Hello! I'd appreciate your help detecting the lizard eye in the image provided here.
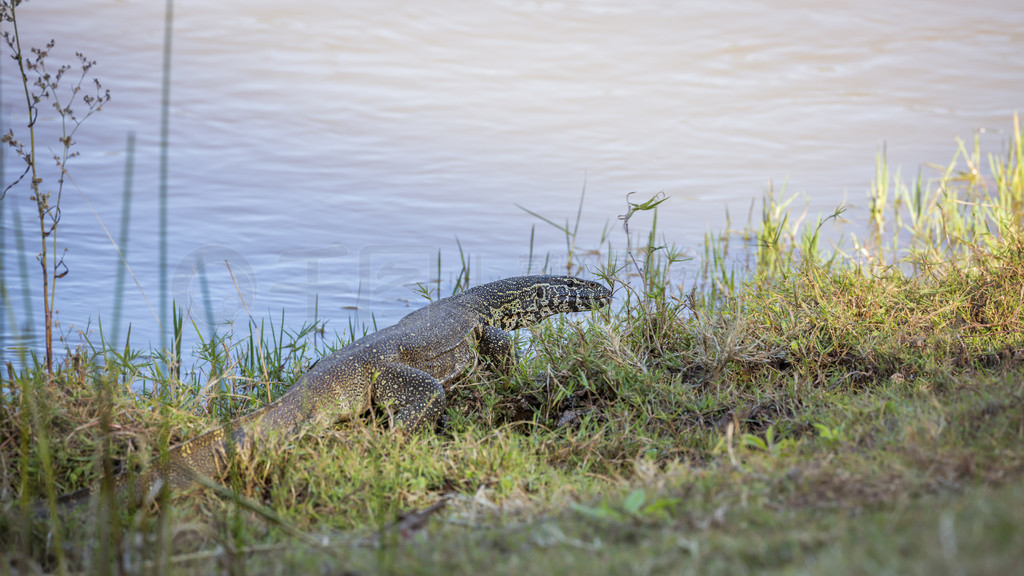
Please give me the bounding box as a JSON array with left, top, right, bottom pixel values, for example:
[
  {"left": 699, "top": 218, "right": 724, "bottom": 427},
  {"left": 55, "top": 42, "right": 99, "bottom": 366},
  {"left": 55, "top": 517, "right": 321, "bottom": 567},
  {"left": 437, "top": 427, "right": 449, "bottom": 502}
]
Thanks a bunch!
[{"left": 536, "top": 286, "right": 545, "bottom": 299}]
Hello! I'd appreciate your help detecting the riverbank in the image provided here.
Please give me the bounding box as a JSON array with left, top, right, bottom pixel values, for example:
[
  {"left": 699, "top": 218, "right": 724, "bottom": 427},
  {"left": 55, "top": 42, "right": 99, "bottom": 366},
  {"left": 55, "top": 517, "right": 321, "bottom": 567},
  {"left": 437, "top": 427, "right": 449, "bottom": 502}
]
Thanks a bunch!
[{"left": 2, "top": 118, "right": 1023, "bottom": 574}]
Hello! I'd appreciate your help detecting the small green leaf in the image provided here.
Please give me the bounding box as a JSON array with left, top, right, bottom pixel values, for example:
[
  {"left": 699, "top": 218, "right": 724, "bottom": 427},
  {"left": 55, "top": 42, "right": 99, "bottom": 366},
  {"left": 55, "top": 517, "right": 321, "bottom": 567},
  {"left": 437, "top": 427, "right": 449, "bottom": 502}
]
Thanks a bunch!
[
  {"left": 742, "top": 434, "right": 768, "bottom": 451},
  {"left": 571, "top": 502, "right": 622, "bottom": 522},
  {"left": 622, "top": 489, "right": 646, "bottom": 515},
  {"left": 641, "top": 497, "right": 681, "bottom": 518}
]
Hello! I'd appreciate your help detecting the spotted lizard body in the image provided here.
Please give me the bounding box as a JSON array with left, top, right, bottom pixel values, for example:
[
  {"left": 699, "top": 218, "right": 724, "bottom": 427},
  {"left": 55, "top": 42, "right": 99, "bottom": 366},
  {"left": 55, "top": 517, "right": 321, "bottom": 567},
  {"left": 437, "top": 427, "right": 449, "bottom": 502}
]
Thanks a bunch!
[{"left": 59, "top": 275, "right": 611, "bottom": 511}]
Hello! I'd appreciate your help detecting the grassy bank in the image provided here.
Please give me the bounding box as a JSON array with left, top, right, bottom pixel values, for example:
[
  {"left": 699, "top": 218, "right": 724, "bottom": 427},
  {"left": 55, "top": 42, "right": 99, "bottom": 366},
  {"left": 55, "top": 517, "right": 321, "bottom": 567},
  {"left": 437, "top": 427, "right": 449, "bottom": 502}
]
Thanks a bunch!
[{"left": 2, "top": 119, "right": 1024, "bottom": 575}]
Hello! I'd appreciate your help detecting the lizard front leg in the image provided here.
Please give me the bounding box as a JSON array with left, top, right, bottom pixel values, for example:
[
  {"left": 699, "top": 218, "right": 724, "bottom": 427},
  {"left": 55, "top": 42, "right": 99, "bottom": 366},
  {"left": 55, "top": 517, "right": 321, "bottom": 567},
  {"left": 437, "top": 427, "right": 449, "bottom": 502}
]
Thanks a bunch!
[
  {"left": 372, "top": 363, "right": 446, "bottom": 433},
  {"left": 476, "top": 325, "right": 517, "bottom": 373}
]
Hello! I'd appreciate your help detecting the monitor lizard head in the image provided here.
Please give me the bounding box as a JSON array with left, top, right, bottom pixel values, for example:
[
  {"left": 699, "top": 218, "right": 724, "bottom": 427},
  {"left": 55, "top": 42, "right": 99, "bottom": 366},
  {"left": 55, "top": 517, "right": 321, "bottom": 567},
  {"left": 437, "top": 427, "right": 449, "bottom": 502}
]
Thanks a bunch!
[{"left": 466, "top": 275, "right": 613, "bottom": 330}]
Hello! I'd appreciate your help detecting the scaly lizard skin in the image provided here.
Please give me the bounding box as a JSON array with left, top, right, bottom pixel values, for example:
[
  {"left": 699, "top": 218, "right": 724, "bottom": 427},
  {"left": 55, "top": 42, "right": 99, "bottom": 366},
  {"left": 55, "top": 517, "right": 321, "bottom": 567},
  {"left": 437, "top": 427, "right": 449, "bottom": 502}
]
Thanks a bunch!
[{"left": 57, "top": 275, "right": 611, "bottom": 511}]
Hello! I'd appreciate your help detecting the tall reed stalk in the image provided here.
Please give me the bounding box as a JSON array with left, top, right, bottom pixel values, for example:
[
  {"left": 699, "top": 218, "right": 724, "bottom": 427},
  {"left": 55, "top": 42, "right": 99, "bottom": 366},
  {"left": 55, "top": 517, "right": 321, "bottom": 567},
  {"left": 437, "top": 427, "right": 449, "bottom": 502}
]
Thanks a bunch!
[
  {"left": 11, "top": 204, "right": 34, "bottom": 336},
  {"left": 159, "top": 0, "right": 175, "bottom": 352},
  {"left": 111, "top": 132, "right": 136, "bottom": 347}
]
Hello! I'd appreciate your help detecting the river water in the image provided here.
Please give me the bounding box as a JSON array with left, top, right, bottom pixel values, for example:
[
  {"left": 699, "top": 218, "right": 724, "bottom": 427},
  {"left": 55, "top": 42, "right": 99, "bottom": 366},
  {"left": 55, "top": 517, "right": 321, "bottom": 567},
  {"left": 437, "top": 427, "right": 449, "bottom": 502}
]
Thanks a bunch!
[{"left": 1, "top": 0, "right": 1022, "bottom": 360}]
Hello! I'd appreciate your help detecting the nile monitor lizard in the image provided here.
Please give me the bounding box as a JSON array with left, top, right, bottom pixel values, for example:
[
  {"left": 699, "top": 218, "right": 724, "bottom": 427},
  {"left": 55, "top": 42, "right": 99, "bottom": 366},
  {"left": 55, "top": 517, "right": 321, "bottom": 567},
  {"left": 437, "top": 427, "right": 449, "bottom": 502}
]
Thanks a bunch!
[{"left": 57, "top": 275, "right": 611, "bottom": 511}]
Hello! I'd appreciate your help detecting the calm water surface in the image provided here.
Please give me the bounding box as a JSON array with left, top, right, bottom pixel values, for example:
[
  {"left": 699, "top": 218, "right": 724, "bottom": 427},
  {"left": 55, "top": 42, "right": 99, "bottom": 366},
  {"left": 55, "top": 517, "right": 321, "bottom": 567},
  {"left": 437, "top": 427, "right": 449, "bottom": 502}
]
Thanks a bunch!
[{"left": 1, "top": 0, "right": 1022, "bottom": 359}]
